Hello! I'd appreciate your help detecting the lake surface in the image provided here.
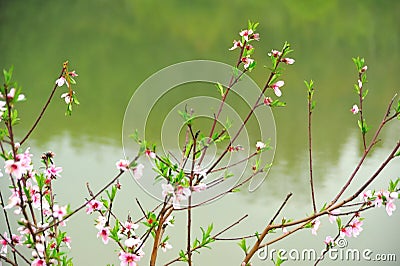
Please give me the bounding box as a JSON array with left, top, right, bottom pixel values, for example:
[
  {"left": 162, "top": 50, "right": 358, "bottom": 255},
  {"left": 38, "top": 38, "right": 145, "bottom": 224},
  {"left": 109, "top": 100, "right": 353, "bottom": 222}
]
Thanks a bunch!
[{"left": 0, "top": 1, "right": 399, "bottom": 265}]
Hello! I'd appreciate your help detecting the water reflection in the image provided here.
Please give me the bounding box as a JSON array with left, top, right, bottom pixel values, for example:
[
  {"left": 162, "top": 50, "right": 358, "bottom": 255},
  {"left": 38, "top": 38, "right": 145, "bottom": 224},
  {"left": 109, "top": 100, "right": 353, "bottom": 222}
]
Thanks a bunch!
[{"left": 0, "top": 0, "right": 399, "bottom": 265}]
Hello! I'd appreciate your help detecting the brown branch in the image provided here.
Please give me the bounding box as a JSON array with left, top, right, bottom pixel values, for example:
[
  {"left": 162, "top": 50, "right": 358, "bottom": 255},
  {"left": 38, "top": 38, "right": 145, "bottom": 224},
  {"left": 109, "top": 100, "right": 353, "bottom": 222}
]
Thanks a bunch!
[
  {"left": 20, "top": 63, "right": 67, "bottom": 145},
  {"left": 242, "top": 193, "right": 293, "bottom": 263},
  {"left": 330, "top": 95, "right": 399, "bottom": 206}
]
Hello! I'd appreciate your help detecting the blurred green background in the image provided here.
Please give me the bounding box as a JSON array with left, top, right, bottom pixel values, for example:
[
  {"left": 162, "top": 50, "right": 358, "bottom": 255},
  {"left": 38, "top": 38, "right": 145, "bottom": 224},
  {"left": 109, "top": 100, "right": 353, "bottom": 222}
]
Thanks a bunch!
[{"left": 0, "top": 0, "right": 399, "bottom": 265}]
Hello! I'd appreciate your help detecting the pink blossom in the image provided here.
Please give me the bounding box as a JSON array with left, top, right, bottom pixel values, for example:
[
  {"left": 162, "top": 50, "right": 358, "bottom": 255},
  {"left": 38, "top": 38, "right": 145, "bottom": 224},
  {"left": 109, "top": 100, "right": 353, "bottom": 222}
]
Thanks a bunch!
[
  {"left": 133, "top": 164, "right": 144, "bottom": 179},
  {"left": 340, "top": 226, "right": 352, "bottom": 238},
  {"left": 229, "top": 40, "right": 243, "bottom": 51},
  {"left": 4, "top": 160, "right": 24, "bottom": 179},
  {"left": 350, "top": 104, "right": 359, "bottom": 114},
  {"left": 358, "top": 79, "right": 363, "bottom": 89},
  {"left": 61, "top": 92, "right": 72, "bottom": 104},
  {"left": 97, "top": 227, "right": 110, "bottom": 244},
  {"left": 251, "top": 33, "right": 260, "bottom": 41},
  {"left": 311, "top": 218, "right": 320, "bottom": 235},
  {"left": 55, "top": 77, "right": 67, "bottom": 87},
  {"left": 160, "top": 241, "right": 172, "bottom": 252},
  {"left": 324, "top": 236, "right": 335, "bottom": 246},
  {"left": 124, "top": 221, "right": 139, "bottom": 232},
  {"left": 1, "top": 232, "right": 9, "bottom": 254},
  {"left": 349, "top": 218, "right": 363, "bottom": 237},
  {"left": 11, "top": 234, "right": 22, "bottom": 246},
  {"left": 241, "top": 56, "right": 254, "bottom": 69},
  {"left": 145, "top": 149, "right": 156, "bottom": 159},
  {"left": 31, "top": 258, "right": 46, "bottom": 266},
  {"left": 270, "top": 81, "right": 284, "bottom": 97},
  {"left": 388, "top": 191, "right": 398, "bottom": 200},
  {"left": 32, "top": 242, "right": 45, "bottom": 258},
  {"left": 45, "top": 165, "right": 62, "bottom": 179},
  {"left": 281, "top": 58, "right": 295, "bottom": 65},
  {"left": 268, "top": 50, "right": 282, "bottom": 57},
  {"left": 69, "top": 70, "right": 78, "bottom": 77},
  {"left": 119, "top": 251, "right": 140, "bottom": 266},
  {"left": 245, "top": 44, "right": 253, "bottom": 51},
  {"left": 63, "top": 236, "right": 72, "bottom": 249},
  {"left": 385, "top": 200, "right": 396, "bottom": 216},
  {"left": 228, "top": 145, "right": 244, "bottom": 152},
  {"left": 52, "top": 204, "right": 67, "bottom": 220},
  {"left": 264, "top": 97, "right": 273, "bottom": 106},
  {"left": 95, "top": 216, "right": 107, "bottom": 230},
  {"left": 4, "top": 189, "right": 21, "bottom": 209},
  {"left": 86, "top": 200, "right": 103, "bottom": 214},
  {"left": 172, "top": 185, "right": 191, "bottom": 209},
  {"left": 6, "top": 88, "right": 25, "bottom": 101},
  {"left": 361, "top": 66, "right": 368, "bottom": 73},
  {"left": 373, "top": 191, "right": 383, "bottom": 207},
  {"left": 161, "top": 183, "right": 174, "bottom": 198},
  {"left": 360, "top": 190, "right": 372, "bottom": 202},
  {"left": 328, "top": 209, "right": 340, "bottom": 224},
  {"left": 116, "top": 159, "right": 130, "bottom": 171},
  {"left": 256, "top": 141, "right": 266, "bottom": 150},
  {"left": 125, "top": 238, "right": 142, "bottom": 249},
  {"left": 192, "top": 183, "right": 207, "bottom": 192},
  {"left": 16, "top": 148, "right": 33, "bottom": 172},
  {"left": 239, "top": 29, "right": 253, "bottom": 41},
  {"left": 193, "top": 165, "right": 207, "bottom": 180}
]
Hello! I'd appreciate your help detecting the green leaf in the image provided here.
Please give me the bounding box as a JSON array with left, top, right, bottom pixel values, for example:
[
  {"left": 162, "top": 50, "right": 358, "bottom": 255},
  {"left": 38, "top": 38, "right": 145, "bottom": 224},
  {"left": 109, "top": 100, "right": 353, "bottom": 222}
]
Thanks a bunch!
[
  {"left": 270, "top": 99, "right": 286, "bottom": 107},
  {"left": 388, "top": 178, "right": 400, "bottom": 192},
  {"left": 179, "top": 250, "right": 188, "bottom": 262},
  {"left": 216, "top": 82, "right": 224, "bottom": 97},
  {"left": 238, "top": 238, "right": 249, "bottom": 254},
  {"left": 336, "top": 217, "right": 342, "bottom": 230},
  {"left": 362, "top": 89, "right": 368, "bottom": 99},
  {"left": 273, "top": 250, "right": 288, "bottom": 266},
  {"left": 178, "top": 109, "right": 193, "bottom": 125},
  {"left": 357, "top": 119, "right": 370, "bottom": 134},
  {"left": 109, "top": 220, "right": 121, "bottom": 242},
  {"left": 311, "top": 100, "right": 316, "bottom": 110},
  {"left": 303, "top": 221, "right": 312, "bottom": 229},
  {"left": 304, "top": 80, "right": 314, "bottom": 92},
  {"left": 129, "top": 130, "right": 140, "bottom": 143},
  {"left": 224, "top": 171, "right": 234, "bottom": 179},
  {"left": 225, "top": 116, "right": 232, "bottom": 129},
  {"left": 247, "top": 60, "right": 256, "bottom": 72},
  {"left": 3, "top": 66, "right": 14, "bottom": 85}
]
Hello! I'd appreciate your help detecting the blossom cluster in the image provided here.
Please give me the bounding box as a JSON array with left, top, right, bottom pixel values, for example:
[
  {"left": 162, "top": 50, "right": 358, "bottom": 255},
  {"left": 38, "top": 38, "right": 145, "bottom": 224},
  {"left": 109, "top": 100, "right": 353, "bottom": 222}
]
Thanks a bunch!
[
  {"left": 360, "top": 189, "right": 398, "bottom": 216},
  {"left": 1, "top": 148, "right": 72, "bottom": 265},
  {"left": 229, "top": 22, "right": 260, "bottom": 71},
  {"left": 86, "top": 196, "right": 145, "bottom": 265},
  {"left": 55, "top": 64, "right": 79, "bottom": 115},
  {"left": 161, "top": 165, "right": 207, "bottom": 209},
  {"left": 0, "top": 87, "right": 25, "bottom": 120}
]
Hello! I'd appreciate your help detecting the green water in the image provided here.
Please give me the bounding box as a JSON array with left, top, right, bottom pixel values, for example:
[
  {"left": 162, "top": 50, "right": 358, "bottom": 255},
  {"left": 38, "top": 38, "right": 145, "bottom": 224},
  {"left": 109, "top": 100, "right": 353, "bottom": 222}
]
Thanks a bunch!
[{"left": 0, "top": 0, "right": 399, "bottom": 265}]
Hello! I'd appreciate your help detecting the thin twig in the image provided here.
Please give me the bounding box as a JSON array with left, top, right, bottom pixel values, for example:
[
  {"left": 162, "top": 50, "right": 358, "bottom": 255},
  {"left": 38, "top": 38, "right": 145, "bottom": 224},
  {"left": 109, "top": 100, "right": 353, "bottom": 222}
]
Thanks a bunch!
[
  {"left": 242, "top": 192, "right": 293, "bottom": 263},
  {"left": 20, "top": 64, "right": 66, "bottom": 145},
  {"left": 307, "top": 83, "right": 317, "bottom": 213},
  {"left": 330, "top": 95, "right": 399, "bottom": 206}
]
